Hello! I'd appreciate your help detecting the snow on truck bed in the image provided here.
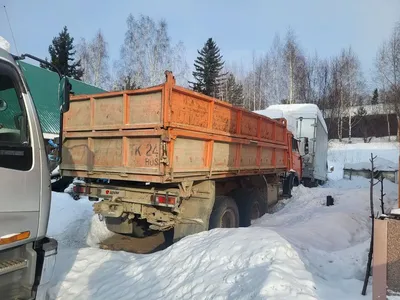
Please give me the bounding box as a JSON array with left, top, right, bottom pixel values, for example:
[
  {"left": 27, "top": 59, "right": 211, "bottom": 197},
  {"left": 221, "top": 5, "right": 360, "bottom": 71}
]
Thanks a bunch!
[{"left": 45, "top": 139, "right": 399, "bottom": 300}]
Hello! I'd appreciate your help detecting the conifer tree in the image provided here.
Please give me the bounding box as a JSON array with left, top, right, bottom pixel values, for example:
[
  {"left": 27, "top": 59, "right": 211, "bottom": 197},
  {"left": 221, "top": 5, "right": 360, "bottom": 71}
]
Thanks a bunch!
[
  {"left": 223, "top": 73, "right": 244, "bottom": 106},
  {"left": 371, "top": 88, "right": 379, "bottom": 105},
  {"left": 189, "top": 38, "right": 226, "bottom": 97},
  {"left": 41, "top": 26, "right": 83, "bottom": 80}
]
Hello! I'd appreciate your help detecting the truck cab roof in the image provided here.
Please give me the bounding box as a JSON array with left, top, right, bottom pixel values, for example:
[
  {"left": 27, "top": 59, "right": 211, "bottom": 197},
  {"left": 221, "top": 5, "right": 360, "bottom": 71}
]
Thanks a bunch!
[
  {"left": 0, "top": 47, "right": 15, "bottom": 65},
  {"left": 260, "top": 104, "right": 328, "bottom": 134}
]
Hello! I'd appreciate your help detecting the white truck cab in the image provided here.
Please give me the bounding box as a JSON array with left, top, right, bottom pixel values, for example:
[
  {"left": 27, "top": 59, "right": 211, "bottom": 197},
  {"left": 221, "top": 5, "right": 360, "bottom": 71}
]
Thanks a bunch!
[
  {"left": 255, "top": 104, "right": 331, "bottom": 187},
  {"left": 0, "top": 39, "right": 70, "bottom": 299}
]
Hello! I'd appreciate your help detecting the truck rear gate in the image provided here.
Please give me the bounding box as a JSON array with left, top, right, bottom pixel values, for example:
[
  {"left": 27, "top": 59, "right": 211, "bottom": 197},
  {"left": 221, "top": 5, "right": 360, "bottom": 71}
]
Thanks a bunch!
[{"left": 61, "top": 72, "right": 290, "bottom": 182}]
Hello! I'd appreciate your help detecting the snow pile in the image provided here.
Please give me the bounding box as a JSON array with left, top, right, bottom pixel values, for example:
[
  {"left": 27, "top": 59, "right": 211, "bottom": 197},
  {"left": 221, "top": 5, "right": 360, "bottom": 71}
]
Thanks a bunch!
[
  {"left": 344, "top": 157, "right": 398, "bottom": 172},
  {"left": 47, "top": 193, "right": 113, "bottom": 248},
  {"left": 49, "top": 229, "right": 319, "bottom": 300},
  {"left": 328, "top": 139, "right": 399, "bottom": 180},
  {"left": 46, "top": 175, "right": 398, "bottom": 300}
]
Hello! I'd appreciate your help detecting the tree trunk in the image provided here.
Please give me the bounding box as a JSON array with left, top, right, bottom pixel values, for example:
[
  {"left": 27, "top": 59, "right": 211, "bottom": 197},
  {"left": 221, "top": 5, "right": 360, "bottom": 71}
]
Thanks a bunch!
[
  {"left": 397, "top": 115, "right": 400, "bottom": 142},
  {"left": 337, "top": 110, "right": 341, "bottom": 142},
  {"left": 253, "top": 72, "right": 256, "bottom": 111},
  {"left": 387, "top": 113, "right": 391, "bottom": 141},
  {"left": 289, "top": 55, "right": 294, "bottom": 104},
  {"left": 338, "top": 86, "right": 343, "bottom": 141},
  {"left": 348, "top": 107, "right": 352, "bottom": 143}
]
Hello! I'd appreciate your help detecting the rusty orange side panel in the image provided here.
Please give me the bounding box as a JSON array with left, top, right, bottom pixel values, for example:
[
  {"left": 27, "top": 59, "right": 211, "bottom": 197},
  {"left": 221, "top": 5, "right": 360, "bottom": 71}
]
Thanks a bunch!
[
  {"left": 62, "top": 128, "right": 288, "bottom": 183},
  {"left": 62, "top": 130, "right": 165, "bottom": 176},
  {"left": 61, "top": 71, "right": 291, "bottom": 183},
  {"left": 63, "top": 87, "right": 164, "bottom": 132},
  {"left": 167, "top": 86, "right": 287, "bottom": 145}
]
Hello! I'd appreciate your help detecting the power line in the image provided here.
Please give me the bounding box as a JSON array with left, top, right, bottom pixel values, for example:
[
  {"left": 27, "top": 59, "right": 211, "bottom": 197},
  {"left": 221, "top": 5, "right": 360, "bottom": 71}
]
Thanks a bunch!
[{"left": 3, "top": 5, "right": 19, "bottom": 55}]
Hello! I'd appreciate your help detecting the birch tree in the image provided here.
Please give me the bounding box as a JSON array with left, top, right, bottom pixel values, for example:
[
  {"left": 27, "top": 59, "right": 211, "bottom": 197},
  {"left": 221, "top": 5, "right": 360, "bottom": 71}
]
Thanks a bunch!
[
  {"left": 76, "top": 30, "right": 110, "bottom": 89},
  {"left": 375, "top": 21, "right": 400, "bottom": 141},
  {"left": 265, "top": 33, "right": 287, "bottom": 104},
  {"left": 283, "top": 29, "right": 305, "bottom": 104},
  {"left": 314, "top": 57, "right": 331, "bottom": 113},
  {"left": 116, "top": 14, "right": 189, "bottom": 89}
]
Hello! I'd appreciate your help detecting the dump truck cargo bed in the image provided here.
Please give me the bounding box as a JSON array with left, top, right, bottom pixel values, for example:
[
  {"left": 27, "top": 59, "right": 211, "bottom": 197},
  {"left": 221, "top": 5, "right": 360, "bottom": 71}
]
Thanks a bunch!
[{"left": 61, "top": 72, "right": 290, "bottom": 183}]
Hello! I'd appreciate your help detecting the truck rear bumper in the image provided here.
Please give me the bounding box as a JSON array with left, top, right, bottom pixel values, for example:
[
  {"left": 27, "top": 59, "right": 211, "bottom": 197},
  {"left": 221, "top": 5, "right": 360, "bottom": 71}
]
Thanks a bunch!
[{"left": 74, "top": 182, "right": 181, "bottom": 231}]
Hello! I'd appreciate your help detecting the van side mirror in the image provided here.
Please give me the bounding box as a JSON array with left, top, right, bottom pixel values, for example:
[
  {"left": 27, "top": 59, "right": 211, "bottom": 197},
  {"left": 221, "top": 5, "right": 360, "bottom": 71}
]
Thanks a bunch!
[
  {"left": 59, "top": 77, "right": 71, "bottom": 113},
  {"left": 329, "top": 166, "right": 334, "bottom": 172}
]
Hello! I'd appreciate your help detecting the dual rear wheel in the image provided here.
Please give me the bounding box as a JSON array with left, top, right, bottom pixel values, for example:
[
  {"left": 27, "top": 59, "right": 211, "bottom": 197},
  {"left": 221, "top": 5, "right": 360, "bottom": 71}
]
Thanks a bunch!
[{"left": 208, "top": 189, "right": 267, "bottom": 230}]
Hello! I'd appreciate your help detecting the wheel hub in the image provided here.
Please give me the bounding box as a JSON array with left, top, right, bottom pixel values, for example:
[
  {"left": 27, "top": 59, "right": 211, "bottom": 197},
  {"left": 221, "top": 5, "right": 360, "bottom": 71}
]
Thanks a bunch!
[{"left": 220, "top": 208, "right": 236, "bottom": 228}]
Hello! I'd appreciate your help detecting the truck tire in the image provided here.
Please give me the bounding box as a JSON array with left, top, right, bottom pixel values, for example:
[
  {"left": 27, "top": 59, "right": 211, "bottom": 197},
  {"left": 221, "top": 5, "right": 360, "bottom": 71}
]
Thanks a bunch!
[
  {"left": 293, "top": 176, "right": 300, "bottom": 187},
  {"left": 283, "top": 174, "right": 294, "bottom": 197},
  {"left": 209, "top": 196, "right": 239, "bottom": 229},
  {"left": 234, "top": 188, "right": 267, "bottom": 227}
]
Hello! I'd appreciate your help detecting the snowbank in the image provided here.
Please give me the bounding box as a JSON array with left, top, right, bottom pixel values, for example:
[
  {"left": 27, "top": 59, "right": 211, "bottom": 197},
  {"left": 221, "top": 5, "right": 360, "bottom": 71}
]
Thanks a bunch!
[
  {"left": 328, "top": 139, "right": 399, "bottom": 180},
  {"left": 47, "top": 193, "right": 113, "bottom": 248},
  {"left": 44, "top": 138, "right": 400, "bottom": 300},
  {"left": 46, "top": 176, "right": 398, "bottom": 300}
]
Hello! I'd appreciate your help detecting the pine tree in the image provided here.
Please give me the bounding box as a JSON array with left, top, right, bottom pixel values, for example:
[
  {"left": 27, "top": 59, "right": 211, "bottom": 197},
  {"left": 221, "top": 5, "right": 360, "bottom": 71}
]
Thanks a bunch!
[
  {"left": 41, "top": 26, "right": 84, "bottom": 80},
  {"left": 371, "top": 88, "right": 379, "bottom": 105},
  {"left": 223, "top": 73, "right": 244, "bottom": 106},
  {"left": 189, "top": 38, "right": 226, "bottom": 97}
]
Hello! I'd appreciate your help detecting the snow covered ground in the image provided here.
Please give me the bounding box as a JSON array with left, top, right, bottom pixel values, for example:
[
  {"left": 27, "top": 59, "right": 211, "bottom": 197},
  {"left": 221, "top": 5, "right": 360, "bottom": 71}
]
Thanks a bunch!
[
  {"left": 45, "top": 139, "right": 399, "bottom": 300},
  {"left": 328, "top": 138, "right": 399, "bottom": 180}
]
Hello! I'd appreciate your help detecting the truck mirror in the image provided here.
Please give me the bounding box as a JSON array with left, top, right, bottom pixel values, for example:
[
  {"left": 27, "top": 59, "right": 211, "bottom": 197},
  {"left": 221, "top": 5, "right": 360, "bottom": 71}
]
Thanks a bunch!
[
  {"left": 329, "top": 166, "right": 334, "bottom": 172},
  {"left": 59, "top": 77, "right": 71, "bottom": 113}
]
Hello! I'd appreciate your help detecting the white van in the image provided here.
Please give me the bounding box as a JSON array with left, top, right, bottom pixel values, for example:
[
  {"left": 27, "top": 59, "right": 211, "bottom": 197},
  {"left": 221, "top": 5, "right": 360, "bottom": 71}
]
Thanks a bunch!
[
  {"left": 0, "top": 38, "right": 70, "bottom": 299},
  {"left": 255, "top": 104, "right": 329, "bottom": 186}
]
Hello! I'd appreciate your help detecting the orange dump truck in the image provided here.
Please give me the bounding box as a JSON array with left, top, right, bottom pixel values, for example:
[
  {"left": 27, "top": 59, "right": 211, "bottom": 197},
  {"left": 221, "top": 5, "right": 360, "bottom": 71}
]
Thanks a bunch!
[{"left": 60, "top": 71, "right": 303, "bottom": 242}]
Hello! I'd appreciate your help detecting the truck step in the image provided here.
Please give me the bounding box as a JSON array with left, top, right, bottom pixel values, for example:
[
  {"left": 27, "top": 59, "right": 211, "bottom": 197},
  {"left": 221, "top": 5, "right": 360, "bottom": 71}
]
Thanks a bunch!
[{"left": 0, "top": 258, "right": 27, "bottom": 276}]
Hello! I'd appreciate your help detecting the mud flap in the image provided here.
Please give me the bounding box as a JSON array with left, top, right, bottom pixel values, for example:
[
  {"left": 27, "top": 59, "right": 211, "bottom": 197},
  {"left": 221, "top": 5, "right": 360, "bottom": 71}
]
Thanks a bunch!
[
  {"left": 173, "top": 180, "right": 215, "bottom": 242},
  {"left": 32, "top": 237, "right": 58, "bottom": 300}
]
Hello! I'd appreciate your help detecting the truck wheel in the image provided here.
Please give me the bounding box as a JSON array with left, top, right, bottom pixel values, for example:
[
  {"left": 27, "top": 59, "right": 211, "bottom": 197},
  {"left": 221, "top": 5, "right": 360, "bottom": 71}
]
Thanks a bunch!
[
  {"left": 283, "top": 174, "right": 294, "bottom": 197},
  {"left": 234, "top": 188, "right": 267, "bottom": 227},
  {"left": 209, "top": 196, "right": 239, "bottom": 229}
]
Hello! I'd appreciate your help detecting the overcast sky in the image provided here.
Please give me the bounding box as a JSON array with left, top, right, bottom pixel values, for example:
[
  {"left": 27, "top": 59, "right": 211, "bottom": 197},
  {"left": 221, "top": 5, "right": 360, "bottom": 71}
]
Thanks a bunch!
[{"left": 1, "top": 0, "right": 399, "bottom": 86}]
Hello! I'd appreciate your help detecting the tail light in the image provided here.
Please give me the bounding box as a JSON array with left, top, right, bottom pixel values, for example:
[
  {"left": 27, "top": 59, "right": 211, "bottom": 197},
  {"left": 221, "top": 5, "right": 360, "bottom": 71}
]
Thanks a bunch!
[
  {"left": 73, "top": 185, "right": 88, "bottom": 194},
  {"left": 153, "top": 194, "right": 177, "bottom": 207}
]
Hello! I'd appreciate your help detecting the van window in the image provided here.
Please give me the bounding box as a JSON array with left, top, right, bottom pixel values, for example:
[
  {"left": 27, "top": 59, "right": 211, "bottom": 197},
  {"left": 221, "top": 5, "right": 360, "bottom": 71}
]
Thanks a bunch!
[{"left": 0, "top": 59, "right": 32, "bottom": 171}]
